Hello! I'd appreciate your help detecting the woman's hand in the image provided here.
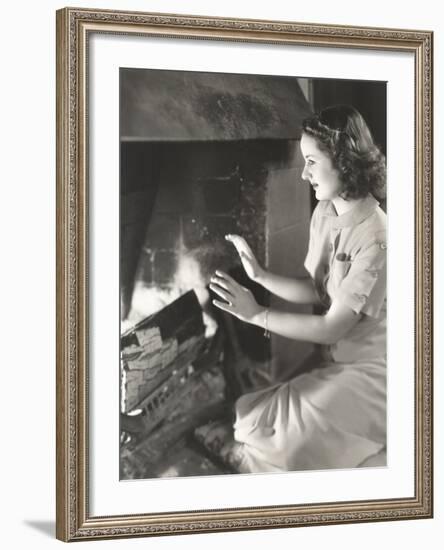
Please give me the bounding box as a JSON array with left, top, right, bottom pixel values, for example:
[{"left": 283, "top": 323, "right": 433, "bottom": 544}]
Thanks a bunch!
[
  {"left": 210, "top": 270, "right": 264, "bottom": 324},
  {"left": 225, "top": 234, "right": 265, "bottom": 283}
]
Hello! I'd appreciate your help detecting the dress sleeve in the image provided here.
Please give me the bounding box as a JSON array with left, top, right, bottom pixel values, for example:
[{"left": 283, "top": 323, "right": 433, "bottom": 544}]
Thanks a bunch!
[{"left": 336, "top": 237, "right": 387, "bottom": 318}]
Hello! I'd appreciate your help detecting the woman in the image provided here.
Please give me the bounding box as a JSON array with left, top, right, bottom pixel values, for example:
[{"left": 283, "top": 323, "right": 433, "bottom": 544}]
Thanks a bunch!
[{"left": 208, "top": 105, "right": 387, "bottom": 473}]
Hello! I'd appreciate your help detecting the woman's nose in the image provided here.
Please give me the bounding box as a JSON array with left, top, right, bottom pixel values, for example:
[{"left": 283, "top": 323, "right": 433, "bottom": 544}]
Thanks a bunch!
[{"left": 301, "top": 164, "right": 310, "bottom": 181}]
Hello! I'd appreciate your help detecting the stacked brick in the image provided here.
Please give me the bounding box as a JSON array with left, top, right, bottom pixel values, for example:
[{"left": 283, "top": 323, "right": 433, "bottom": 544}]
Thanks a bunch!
[{"left": 121, "top": 290, "right": 206, "bottom": 413}]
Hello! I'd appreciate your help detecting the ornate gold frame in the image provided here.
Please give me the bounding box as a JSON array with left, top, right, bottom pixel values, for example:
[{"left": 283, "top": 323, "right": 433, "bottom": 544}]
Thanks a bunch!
[{"left": 56, "top": 7, "right": 433, "bottom": 542}]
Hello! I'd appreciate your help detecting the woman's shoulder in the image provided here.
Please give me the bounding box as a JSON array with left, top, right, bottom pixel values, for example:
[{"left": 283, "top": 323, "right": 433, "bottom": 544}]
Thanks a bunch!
[
  {"left": 366, "top": 206, "right": 386, "bottom": 238},
  {"left": 347, "top": 205, "right": 386, "bottom": 255}
]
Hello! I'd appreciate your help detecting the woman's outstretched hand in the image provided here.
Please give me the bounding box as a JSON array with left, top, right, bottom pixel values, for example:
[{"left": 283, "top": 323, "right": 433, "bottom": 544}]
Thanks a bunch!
[
  {"left": 210, "top": 270, "right": 264, "bottom": 324},
  {"left": 225, "top": 234, "right": 264, "bottom": 282}
]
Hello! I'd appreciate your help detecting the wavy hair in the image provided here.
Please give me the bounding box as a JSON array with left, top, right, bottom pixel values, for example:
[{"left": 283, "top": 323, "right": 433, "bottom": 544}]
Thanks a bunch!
[{"left": 302, "top": 105, "right": 386, "bottom": 201}]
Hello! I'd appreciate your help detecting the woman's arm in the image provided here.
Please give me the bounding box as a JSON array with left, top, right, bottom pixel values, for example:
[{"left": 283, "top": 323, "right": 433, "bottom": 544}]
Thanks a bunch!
[
  {"left": 210, "top": 271, "right": 360, "bottom": 345},
  {"left": 225, "top": 234, "right": 320, "bottom": 305},
  {"left": 256, "top": 271, "right": 321, "bottom": 305},
  {"left": 258, "top": 299, "right": 360, "bottom": 345}
]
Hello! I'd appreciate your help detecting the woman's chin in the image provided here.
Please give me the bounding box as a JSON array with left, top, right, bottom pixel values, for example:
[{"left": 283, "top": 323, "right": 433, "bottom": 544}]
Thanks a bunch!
[{"left": 314, "top": 189, "right": 332, "bottom": 201}]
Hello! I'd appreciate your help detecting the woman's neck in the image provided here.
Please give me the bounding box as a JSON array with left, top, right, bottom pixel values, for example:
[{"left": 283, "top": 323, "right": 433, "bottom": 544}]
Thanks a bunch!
[{"left": 331, "top": 195, "right": 364, "bottom": 216}]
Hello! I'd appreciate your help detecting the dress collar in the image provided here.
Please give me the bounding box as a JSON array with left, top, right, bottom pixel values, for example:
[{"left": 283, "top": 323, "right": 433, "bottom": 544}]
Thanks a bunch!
[{"left": 322, "top": 194, "right": 380, "bottom": 229}]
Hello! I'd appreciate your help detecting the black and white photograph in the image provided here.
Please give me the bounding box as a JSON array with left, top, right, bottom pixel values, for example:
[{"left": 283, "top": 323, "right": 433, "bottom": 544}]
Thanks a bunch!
[
  {"left": 119, "top": 68, "right": 388, "bottom": 481},
  {"left": 52, "top": 5, "right": 433, "bottom": 543}
]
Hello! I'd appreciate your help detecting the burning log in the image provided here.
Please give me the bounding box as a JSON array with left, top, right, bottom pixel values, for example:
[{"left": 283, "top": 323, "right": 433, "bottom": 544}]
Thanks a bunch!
[{"left": 121, "top": 290, "right": 207, "bottom": 414}]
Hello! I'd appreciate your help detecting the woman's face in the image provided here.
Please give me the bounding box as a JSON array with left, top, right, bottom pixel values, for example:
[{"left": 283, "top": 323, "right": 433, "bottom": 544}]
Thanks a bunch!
[{"left": 300, "top": 133, "right": 342, "bottom": 201}]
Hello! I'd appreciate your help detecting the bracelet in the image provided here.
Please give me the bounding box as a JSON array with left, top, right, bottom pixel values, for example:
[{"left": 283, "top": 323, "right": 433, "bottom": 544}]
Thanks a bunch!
[{"left": 263, "top": 308, "right": 271, "bottom": 339}]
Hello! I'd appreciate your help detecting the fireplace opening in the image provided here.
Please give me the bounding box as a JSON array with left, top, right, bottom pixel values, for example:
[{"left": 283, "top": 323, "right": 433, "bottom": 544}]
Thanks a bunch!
[{"left": 121, "top": 137, "right": 314, "bottom": 378}]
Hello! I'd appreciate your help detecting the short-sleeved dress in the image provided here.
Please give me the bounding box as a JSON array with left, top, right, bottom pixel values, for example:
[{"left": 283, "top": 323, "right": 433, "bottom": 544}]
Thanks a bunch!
[{"left": 232, "top": 194, "right": 387, "bottom": 473}]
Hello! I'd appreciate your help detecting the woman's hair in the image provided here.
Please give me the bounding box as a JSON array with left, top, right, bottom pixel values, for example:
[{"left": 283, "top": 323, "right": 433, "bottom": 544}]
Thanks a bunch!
[{"left": 302, "top": 105, "right": 386, "bottom": 200}]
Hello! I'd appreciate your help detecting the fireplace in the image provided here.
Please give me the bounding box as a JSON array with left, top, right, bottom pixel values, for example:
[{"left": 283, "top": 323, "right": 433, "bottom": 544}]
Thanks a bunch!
[{"left": 121, "top": 68, "right": 314, "bottom": 390}]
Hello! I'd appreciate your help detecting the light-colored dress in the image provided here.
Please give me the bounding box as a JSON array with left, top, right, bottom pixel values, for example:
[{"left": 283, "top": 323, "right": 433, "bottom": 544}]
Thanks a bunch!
[{"left": 233, "top": 194, "right": 387, "bottom": 473}]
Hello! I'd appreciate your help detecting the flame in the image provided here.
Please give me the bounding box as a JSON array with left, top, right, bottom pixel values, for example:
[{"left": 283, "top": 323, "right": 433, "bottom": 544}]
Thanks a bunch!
[{"left": 121, "top": 252, "right": 216, "bottom": 337}]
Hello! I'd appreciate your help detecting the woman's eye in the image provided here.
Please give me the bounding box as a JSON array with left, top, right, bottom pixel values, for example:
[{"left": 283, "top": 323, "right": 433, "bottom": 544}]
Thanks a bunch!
[{"left": 306, "top": 159, "right": 314, "bottom": 166}]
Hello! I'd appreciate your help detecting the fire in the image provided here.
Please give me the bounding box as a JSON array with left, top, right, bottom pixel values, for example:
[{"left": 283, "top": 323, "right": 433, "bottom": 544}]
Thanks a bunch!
[{"left": 121, "top": 251, "right": 217, "bottom": 338}]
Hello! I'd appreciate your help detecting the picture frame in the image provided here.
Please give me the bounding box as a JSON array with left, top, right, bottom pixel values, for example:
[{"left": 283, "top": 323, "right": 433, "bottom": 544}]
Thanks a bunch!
[{"left": 56, "top": 6, "right": 433, "bottom": 542}]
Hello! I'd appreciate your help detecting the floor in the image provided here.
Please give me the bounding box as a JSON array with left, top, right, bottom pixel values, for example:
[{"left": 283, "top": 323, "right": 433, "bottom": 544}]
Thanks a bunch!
[{"left": 120, "top": 366, "right": 232, "bottom": 479}]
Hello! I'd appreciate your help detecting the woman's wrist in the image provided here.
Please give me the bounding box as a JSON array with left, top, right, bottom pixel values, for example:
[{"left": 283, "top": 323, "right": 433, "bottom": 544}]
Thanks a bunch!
[{"left": 251, "top": 306, "right": 269, "bottom": 332}]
